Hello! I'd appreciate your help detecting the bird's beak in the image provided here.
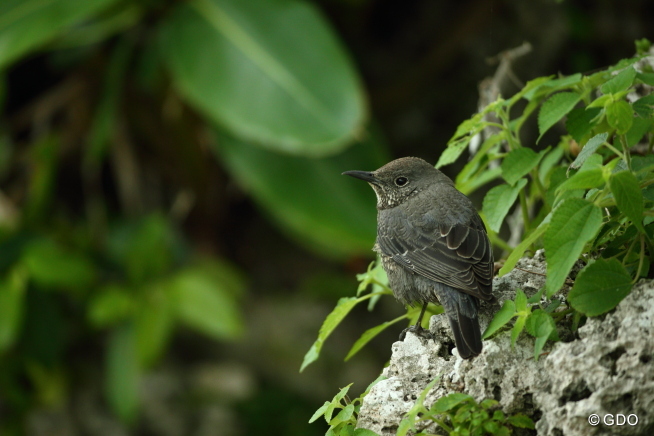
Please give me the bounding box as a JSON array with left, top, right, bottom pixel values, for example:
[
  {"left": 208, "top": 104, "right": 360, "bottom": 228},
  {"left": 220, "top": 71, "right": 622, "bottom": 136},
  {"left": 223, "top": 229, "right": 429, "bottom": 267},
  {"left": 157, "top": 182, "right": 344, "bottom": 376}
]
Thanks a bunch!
[{"left": 342, "top": 170, "right": 380, "bottom": 185}]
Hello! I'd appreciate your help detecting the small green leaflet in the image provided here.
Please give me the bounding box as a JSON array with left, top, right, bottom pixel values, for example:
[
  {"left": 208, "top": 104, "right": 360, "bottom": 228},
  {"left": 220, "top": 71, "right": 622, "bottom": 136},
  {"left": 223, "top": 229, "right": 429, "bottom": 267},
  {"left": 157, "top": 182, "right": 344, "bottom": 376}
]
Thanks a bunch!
[
  {"left": 568, "top": 132, "right": 608, "bottom": 172},
  {"left": 300, "top": 297, "right": 358, "bottom": 372},
  {"left": 482, "top": 178, "right": 528, "bottom": 233},
  {"left": 606, "top": 100, "right": 633, "bottom": 135}
]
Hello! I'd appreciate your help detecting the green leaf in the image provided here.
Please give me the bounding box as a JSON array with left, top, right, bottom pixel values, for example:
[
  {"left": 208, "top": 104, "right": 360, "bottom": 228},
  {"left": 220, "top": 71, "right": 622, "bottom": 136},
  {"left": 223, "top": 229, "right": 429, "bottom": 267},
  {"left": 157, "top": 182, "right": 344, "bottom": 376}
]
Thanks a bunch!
[
  {"left": 23, "top": 239, "right": 97, "bottom": 291},
  {"left": 330, "top": 404, "right": 355, "bottom": 426},
  {"left": 309, "top": 401, "right": 330, "bottom": 423},
  {"left": 0, "top": 0, "right": 120, "bottom": 69},
  {"left": 430, "top": 393, "right": 473, "bottom": 413},
  {"left": 170, "top": 265, "right": 245, "bottom": 341},
  {"left": 501, "top": 148, "right": 548, "bottom": 186},
  {"left": 344, "top": 315, "right": 407, "bottom": 361},
  {"left": 159, "top": 0, "right": 366, "bottom": 155},
  {"left": 107, "top": 215, "right": 176, "bottom": 285},
  {"left": 0, "top": 267, "right": 28, "bottom": 352},
  {"left": 105, "top": 324, "right": 140, "bottom": 424},
  {"left": 450, "top": 112, "right": 485, "bottom": 141},
  {"left": 507, "top": 414, "right": 535, "bottom": 429},
  {"left": 601, "top": 67, "right": 637, "bottom": 94},
  {"left": 87, "top": 285, "right": 136, "bottom": 328},
  {"left": 625, "top": 117, "right": 652, "bottom": 147},
  {"left": 514, "top": 289, "right": 528, "bottom": 312},
  {"left": 569, "top": 133, "right": 608, "bottom": 171},
  {"left": 555, "top": 168, "right": 605, "bottom": 195},
  {"left": 456, "top": 132, "right": 506, "bottom": 186},
  {"left": 539, "top": 145, "right": 564, "bottom": 186},
  {"left": 525, "top": 309, "right": 556, "bottom": 359},
  {"left": 436, "top": 136, "right": 472, "bottom": 169},
  {"left": 482, "top": 299, "right": 516, "bottom": 339},
  {"left": 135, "top": 285, "right": 174, "bottom": 368},
  {"left": 301, "top": 297, "right": 359, "bottom": 372},
  {"left": 538, "top": 92, "right": 581, "bottom": 140},
  {"left": 632, "top": 155, "right": 654, "bottom": 174},
  {"left": 610, "top": 171, "right": 645, "bottom": 233},
  {"left": 587, "top": 93, "right": 612, "bottom": 109},
  {"left": 606, "top": 100, "right": 633, "bottom": 135},
  {"left": 637, "top": 72, "right": 654, "bottom": 86},
  {"left": 565, "top": 107, "right": 601, "bottom": 143},
  {"left": 324, "top": 384, "right": 352, "bottom": 423},
  {"left": 522, "top": 74, "right": 582, "bottom": 101},
  {"left": 214, "top": 128, "right": 387, "bottom": 258},
  {"left": 458, "top": 167, "right": 502, "bottom": 196},
  {"left": 544, "top": 199, "right": 603, "bottom": 296},
  {"left": 482, "top": 179, "right": 528, "bottom": 233},
  {"left": 568, "top": 258, "right": 632, "bottom": 316},
  {"left": 633, "top": 95, "right": 654, "bottom": 118},
  {"left": 511, "top": 315, "right": 527, "bottom": 348},
  {"left": 499, "top": 220, "right": 549, "bottom": 276}
]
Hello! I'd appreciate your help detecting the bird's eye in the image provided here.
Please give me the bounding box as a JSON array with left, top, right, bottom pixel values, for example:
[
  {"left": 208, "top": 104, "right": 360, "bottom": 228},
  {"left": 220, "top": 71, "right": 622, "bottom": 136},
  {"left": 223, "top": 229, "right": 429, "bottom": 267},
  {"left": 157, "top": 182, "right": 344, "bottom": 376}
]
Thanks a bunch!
[{"left": 394, "top": 177, "right": 409, "bottom": 187}]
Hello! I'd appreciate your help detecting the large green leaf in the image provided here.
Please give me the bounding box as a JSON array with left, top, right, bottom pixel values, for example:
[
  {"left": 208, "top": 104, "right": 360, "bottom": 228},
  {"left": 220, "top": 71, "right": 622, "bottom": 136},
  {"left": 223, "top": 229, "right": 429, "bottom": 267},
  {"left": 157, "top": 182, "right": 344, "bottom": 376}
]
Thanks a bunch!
[
  {"left": 0, "top": 0, "right": 120, "bottom": 69},
  {"left": 158, "top": 0, "right": 366, "bottom": 155},
  {"left": 568, "top": 258, "right": 632, "bottom": 316},
  {"left": 214, "top": 129, "right": 387, "bottom": 258},
  {"left": 543, "top": 199, "right": 603, "bottom": 296}
]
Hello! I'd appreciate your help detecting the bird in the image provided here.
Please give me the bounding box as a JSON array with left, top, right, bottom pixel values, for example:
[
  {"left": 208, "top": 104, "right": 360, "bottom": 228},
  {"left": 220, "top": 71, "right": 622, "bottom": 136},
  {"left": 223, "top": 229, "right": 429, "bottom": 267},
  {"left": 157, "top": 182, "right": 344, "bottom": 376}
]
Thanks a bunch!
[{"left": 342, "top": 157, "right": 494, "bottom": 359}]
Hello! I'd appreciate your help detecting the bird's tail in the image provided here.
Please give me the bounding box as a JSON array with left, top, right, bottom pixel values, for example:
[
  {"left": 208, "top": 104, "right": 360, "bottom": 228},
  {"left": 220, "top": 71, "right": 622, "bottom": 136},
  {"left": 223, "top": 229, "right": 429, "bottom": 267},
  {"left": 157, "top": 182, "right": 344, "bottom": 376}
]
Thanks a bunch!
[{"left": 445, "top": 292, "right": 482, "bottom": 359}]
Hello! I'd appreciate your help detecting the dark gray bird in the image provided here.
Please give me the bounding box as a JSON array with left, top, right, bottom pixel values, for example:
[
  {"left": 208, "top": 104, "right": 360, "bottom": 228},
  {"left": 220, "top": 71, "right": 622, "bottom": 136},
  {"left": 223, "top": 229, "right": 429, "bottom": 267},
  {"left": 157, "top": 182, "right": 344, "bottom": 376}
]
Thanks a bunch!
[{"left": 343, "top": 157, "right": 494, "bottom": 359}]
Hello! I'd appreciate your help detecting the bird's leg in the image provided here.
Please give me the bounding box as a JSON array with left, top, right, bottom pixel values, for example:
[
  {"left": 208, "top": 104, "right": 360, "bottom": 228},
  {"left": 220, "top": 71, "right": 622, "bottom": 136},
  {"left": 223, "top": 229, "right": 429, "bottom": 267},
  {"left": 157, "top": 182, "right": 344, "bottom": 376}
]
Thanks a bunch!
[{"left": 399, "top": 303, "right": 433, "bottom": 341}]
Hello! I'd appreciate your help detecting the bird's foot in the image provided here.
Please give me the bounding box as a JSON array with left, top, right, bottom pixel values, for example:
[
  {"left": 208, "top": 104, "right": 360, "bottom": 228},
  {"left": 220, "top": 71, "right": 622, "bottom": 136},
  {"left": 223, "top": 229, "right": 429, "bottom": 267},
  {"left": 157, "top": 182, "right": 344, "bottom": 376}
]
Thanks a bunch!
[{"left": 399, "top": 324, "right": 433, "bottom": 341}]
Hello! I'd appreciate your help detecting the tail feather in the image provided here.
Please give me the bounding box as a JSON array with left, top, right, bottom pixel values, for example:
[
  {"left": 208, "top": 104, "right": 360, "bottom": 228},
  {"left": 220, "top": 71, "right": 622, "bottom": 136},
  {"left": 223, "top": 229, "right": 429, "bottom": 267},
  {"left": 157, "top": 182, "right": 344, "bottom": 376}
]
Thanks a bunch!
[
  {"left": 444, "top": 290, "right": 482, "bottom": 359},
  {"left": 448, "top": 309, "right": 482, "bottom": 359}
]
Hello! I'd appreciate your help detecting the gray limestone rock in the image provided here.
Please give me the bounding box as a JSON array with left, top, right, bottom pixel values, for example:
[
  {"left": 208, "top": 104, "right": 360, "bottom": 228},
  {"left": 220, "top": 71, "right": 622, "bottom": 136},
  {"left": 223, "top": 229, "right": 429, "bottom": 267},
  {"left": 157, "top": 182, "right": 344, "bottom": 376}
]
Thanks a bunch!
[{"left": 356, "top": 252, "right": 654, "bottom": 436}]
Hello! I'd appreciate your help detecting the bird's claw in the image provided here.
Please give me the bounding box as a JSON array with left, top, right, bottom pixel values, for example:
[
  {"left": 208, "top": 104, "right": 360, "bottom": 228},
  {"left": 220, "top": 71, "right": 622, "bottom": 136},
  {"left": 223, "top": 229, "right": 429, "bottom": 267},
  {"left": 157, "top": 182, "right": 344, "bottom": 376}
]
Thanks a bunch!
[{"left": 399, "top": 324, "right": 433, "bottom": 341}]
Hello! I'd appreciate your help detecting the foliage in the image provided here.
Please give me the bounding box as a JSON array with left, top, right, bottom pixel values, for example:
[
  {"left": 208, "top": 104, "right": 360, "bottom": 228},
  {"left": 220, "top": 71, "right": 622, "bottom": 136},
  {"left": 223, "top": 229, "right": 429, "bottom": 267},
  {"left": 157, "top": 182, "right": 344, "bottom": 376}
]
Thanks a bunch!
[
  {"left": 482, "top": 289, "right": 564, "bottom": 360},
  {"left": 0, "top": 215, "right": 245, "bottom": 424},
  {"left": 300, "top": 261, "right": 443, "bottom": 372},
  {"left": 306, "top": 39, "right": 653, "bottom": 431},
  {"left": 309, "top": 376, "right": 385, "bottom": 436},
  {"left": 397, "top": 380, "right": 534, "bottom": 436},
  {"left": 1, "top": 0, "right": 379, "bottom": 429}
]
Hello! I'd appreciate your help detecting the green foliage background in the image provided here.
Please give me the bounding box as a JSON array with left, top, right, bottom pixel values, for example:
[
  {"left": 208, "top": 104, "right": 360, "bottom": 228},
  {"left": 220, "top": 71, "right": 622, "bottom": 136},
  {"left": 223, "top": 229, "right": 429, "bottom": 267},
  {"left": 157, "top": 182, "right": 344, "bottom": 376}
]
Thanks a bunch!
[{"left": 0, "top": 0, "right": 652, "bottom": 435}]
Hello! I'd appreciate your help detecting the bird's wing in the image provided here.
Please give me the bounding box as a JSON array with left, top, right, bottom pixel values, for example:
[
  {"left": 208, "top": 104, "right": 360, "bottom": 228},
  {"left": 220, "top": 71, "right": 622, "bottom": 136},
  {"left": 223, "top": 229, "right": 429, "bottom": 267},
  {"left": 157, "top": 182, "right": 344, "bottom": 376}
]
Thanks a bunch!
[{"left": 377, "top": 211, "right": 493, "bottom": 301}]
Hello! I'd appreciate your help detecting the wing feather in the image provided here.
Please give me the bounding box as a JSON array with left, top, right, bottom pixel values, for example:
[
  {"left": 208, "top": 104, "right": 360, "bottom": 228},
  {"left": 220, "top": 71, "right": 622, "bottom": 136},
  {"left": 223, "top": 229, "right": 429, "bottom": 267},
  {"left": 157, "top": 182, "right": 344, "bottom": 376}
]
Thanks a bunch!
[{"left": 377, "top": 206, "right": 493, "bottom": 301}]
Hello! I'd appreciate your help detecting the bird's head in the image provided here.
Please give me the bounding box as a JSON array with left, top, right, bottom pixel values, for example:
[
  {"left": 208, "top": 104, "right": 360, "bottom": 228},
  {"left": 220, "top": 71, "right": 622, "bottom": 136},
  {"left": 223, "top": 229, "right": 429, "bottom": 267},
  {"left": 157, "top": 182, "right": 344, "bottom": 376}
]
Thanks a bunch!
[{"left": 342, "top": 157, "right": 453, "bottom": 210}]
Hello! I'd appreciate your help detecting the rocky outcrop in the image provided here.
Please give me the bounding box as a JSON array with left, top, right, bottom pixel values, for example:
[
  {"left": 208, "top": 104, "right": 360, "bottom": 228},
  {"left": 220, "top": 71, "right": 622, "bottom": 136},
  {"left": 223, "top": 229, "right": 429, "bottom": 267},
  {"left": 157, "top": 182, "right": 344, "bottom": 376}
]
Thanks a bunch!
[{"left": 356, "top": 251, "right": 654, "bottom": 435}]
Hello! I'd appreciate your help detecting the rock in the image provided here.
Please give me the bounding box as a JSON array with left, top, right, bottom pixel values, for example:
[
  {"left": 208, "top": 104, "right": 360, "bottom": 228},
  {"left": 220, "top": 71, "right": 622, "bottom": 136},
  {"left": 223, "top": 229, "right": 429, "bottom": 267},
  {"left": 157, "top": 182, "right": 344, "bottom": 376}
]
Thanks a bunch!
[{"left": 356, "top": 251, "right": 654, "bottom": 436}]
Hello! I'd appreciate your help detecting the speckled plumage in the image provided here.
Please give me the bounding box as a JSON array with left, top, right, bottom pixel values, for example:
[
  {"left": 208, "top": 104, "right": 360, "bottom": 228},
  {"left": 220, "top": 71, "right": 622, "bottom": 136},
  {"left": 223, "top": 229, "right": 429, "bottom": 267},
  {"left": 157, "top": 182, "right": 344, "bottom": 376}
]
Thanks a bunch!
[{"left": 343, "top": 157, "right": 494, "bottom": 359}]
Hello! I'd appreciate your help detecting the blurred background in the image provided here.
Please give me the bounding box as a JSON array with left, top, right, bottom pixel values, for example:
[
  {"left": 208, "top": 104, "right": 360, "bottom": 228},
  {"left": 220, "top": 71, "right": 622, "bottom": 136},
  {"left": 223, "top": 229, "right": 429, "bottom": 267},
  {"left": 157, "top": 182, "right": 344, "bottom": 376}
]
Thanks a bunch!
[{"left": 0, "top": 0, "right": 651, "bottom": 434}]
